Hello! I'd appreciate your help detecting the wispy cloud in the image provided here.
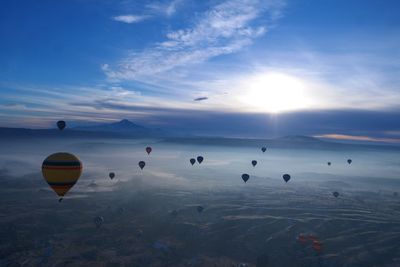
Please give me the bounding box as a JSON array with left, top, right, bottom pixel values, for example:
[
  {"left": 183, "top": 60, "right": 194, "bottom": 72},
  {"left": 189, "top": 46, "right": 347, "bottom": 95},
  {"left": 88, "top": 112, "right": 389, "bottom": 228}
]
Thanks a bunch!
[
  {"left": 147, "top": 0, "right": 184, "bottom": 17},
  {"left": 104, "top": 0, "right": 285, "bottom": 80},
  {"left": 112, "top": 15, "right": 148, "bottom": 24},
  {"left": 315, "top": 134, "right": 400, "bottom": 144}
]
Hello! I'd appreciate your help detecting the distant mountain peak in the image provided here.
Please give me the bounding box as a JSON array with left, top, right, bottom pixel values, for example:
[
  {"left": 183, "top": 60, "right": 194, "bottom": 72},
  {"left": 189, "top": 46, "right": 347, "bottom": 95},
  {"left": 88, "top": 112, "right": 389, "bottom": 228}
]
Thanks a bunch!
[{"left": 114, "top": 119, "right": 138, "bottom": 126}]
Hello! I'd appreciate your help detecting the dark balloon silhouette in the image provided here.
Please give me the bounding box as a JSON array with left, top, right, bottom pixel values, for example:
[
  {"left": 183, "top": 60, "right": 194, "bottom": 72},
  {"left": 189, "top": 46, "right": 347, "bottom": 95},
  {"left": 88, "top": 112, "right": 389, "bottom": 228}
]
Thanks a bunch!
[
  {"left": 94, "top": 216, "right": 104, "bottom": 228},
  {"left": 197, "top": 206, "right": 204, "bottom": 213},
  {"left": 56, "top": 120, "right": 66, "bottom": 130},
  {"left": 282, "top": 174, "right": 291, "bottom": 183},
  {"left": 109, "top": 172, "right": 115, "bottom": 179},
  {"left": 146, "top": 146, "right": 152, "bottom": 155},
  {"left": 251, "top": 160, "right": 257, "bottom": 167},
  {"left": 333, "top": 191, "right": 339, "bottom": 198},
  {"left": 327, "top": 162, "right": 331, "bottom": 166},
  {"left": 171, "top": 210, "right": 178, "bottom": 217},
  {"left": 261, "top": 147, "right": 267, "bottom": 153},
  {"left": 138, "top": 161, "right": 146, "bottom": 170},
  {"left": 347, "top": 159, "right": 352, "bottom": 164},
  {"left": 197, "top": 156, "right": 204, "bottom": 164},
  {"left": 242, "top": 173, "right": 250, "bottom": 183},
  {"left": 190, "top": 158, "right": 196, "bottom": 165}
]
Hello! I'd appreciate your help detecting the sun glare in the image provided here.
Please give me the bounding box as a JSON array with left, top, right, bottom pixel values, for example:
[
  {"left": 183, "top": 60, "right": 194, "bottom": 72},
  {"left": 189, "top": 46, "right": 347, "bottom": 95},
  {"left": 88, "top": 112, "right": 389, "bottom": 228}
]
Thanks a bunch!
[{"left": 239, "top": 72, "right": 312, "bottom": 113}]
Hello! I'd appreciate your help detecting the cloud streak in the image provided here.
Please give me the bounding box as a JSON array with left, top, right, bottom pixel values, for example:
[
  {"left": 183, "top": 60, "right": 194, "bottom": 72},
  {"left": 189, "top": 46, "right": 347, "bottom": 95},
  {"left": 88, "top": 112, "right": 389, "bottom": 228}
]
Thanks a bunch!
[
  {"left": 112, "top": 15, "right": 148, "bottom": 24},
  {"left": 104, "top": 0, "right": 284, "bottom": 80}
]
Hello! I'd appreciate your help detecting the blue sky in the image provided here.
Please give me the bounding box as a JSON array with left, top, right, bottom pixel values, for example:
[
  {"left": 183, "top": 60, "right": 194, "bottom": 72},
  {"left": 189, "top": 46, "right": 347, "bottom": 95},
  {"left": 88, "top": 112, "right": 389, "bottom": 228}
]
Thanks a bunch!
[{"left": 0, "top": 0, "right": 399, "bottom": 141}]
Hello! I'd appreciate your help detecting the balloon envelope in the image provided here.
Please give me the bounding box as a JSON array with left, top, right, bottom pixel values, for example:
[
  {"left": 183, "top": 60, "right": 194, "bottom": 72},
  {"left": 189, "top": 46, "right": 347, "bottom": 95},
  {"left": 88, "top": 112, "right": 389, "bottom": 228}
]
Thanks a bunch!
[
  {"left": 197, "top": 156, "right": 204, "bottom": 164},
  {"left": 94, "top": 216, "right": 104, "bottom": 228},
  {"left": 251, "top": 160, "right": 257, "bottom": 167},
  {"left": 42, "top": 152, "right": 82, "bottom": 198},
  {"left": 282, "top": 174, "right": 291, "bottom": 183},
  {"left": 56, "top": 120, "right": 66, "bottom": 130},
  {"left": 242, "top": 173, "right": 250, "bottom": 183},
  {"left": 146, "top": 146, "right": 152, "bottom": 155},
  {"left": 109, "top": 172, "right": 115, "bottom": 179},
  {"left": 347, "top": 159, "right": 352, "bottom": 164},
  {"left": 312, "top": 240, "right": 322, "bottom": 252},
  {"left": 261, "top": 147, "right": 267, "bottom": 153},
  {"left": 327, "top": 162, "right": 331, "bottom": 166},
  {"left": 333, "top": 191, "right": 339, "bottom": 198},
  {"left": 190, "top": 158, "right": 196, "bottom": 165},
  {"left": 138, "top": 161, "right": 146, "bottom": 170}
]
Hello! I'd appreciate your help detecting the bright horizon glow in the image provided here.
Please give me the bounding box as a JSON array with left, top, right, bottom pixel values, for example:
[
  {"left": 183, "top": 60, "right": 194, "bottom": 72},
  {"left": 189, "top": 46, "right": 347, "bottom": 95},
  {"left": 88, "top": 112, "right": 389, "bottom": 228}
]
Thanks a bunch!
[{"left": 238, "top": 72, "right": 313, "bottom": 113}]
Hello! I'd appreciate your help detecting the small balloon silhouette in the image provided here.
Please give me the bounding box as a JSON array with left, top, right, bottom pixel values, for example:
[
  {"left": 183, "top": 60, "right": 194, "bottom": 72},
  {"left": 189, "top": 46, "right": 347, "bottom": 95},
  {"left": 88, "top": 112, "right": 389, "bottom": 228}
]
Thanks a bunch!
[
  {"left": 282, "top": 174, "right": 291, "bottom": 183},
  {"left": 197, "top": 156, "right": 204, "bottom": 164},
  {"left": 242, "top": 173, "right": 250, "bottom": 183},
  {"left": 138, "top": 161, "right": 146, "bottom": 170},
  {"left": 56, "top": 120, "right": 66, "bottom": 130}
]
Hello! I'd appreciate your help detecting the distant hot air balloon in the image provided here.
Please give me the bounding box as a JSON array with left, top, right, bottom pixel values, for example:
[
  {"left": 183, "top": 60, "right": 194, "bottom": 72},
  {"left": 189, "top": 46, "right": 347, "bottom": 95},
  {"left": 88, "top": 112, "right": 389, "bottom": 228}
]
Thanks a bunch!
[
  {"left": 197, "top": 156, "right": 204, "bottom": 164},
  {"left": 297, "top": 234, "right": 307, "bottom": 244},
  {"left": 56, "top": 120, "right": 66, "bottom": 130},
  {"left": 190, "top": 158, "right": 196, "bottom": 165},
  {"left": 333, "top": 191, "right": 339, "bottom": 198},
  {"left": 347, "top": 159, "right": 352, "bottom": 164},
  {"left": 138, "top": 161, "right": 146, "bottom": 170},
  {"left": 282, "top": 174, "right": 291, "bottom": 183},
  {"left": 109, "top": 172, "right": 115, "bottom": 179},
  {"left": 146, "top": 147, "right": 152, "bottom": 155},
  {"left": 197, "top": 206, "right": 204, "bottom": 213},
  {"left": 242, "top": 173, "right": 250, "bottom": 183},
  {"left": 94, "top": 216, "right": 104, "bottom": 228},
  {"left": 312, "top": 240, "right": 322, "bottom": 253},
  {"left": 171, "top": 210, "right": 178, "bottom": 217},
  {"left": 42, "top": 152, "right": 82, "bottom": 202},
  {"left": 261, "top": 147, "right": 267, "bottom": 153},
  {"left": 308, "top": 234, "right": 318, "bottom": 241},
  {"left": 251, "top": 160, "right": 257, "bottom": 167},
  {"left": 327, "top": 162, "right": 331, "bottom": 166}
]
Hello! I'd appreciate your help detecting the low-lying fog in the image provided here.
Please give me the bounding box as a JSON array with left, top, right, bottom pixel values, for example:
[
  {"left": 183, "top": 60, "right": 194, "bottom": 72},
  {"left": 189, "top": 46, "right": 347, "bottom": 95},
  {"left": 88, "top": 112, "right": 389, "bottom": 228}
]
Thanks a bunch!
[{"left": 1, "top": 137, "right": 400, "bottom": 266}]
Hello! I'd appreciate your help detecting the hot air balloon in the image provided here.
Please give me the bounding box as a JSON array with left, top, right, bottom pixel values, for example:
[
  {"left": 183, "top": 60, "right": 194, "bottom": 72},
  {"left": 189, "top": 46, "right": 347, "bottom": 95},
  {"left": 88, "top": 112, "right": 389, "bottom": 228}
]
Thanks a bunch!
[
  {"left": 297, "top": 234, "right": 307, "bottom": 244},
  {"left": 251, "top": 160, "right": 257, "bottom": 167},
  {"left": 56, "top": 120, "right": 66, "bottom": 130},
  {"left": 282, "top": 174, "right": 291, "bottom": 183},
  {"left": 138, "top": 161, "right": 145, "bottom": 170},
  {"left": 327, "top": 162, "right": 331, "bottom": 166},
  {"left": 197, "top": 206, "right": 204, "bottom": 213},
  {"left": 42, "top": 152, "right": 82, "bottom": 202},
  {"left": 261, "top": 147, "right": 267, "bottom": 153},
  {"left": 109, "top": 172, "right": 115, "bottom": 179},
  {"left": 312, "top": 240, "right": 322, "bottom": 253},
  {"left": 333, "top": 191, "right": 339, "bottom": 198},
  {"left": 94, "top": 216, "right": 104, "bottom": 228},
  {"left": 347, "top": 159, "right": 352, "bottom": 164},
  {"left": 308, "top": 234, "right": 318, "bottom": 242},
  {"left": 190, "top": 158, "right": 196, "bottom": 165},
  {"left": 197, "top": 156, "right": 204, "bottom": 164},
  {"left": 242, "top": 173, "right": 250, "bottom": 183},
  {"left": 146, "top": 146, "right": 152, "bottom": 155},
  {"left": 171, "top": 210, "right": 178, "bottom": 217}
]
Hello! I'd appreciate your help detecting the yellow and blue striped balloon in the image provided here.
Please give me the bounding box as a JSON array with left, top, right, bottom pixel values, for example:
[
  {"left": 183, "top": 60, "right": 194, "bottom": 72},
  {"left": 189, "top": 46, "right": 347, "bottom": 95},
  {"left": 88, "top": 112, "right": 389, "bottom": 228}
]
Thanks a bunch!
[{"left": 42, "top": 152, "right": 82, "bottom": 200}]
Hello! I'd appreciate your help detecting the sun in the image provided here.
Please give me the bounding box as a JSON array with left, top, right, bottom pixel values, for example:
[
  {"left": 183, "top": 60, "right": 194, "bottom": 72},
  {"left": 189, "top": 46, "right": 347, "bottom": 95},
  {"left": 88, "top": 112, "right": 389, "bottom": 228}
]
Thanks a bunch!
[{"left": 238, "top": 72, "right": 312, "bottom": 113}]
